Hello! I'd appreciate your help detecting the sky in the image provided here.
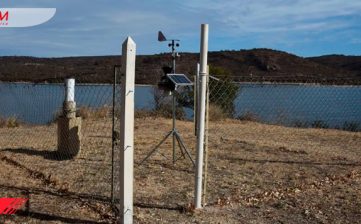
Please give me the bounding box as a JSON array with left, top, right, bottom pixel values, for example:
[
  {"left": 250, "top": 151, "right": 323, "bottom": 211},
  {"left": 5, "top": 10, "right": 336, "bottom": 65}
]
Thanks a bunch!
[{"left": 1, "top": 0, "right": 361, "bottom": 57}]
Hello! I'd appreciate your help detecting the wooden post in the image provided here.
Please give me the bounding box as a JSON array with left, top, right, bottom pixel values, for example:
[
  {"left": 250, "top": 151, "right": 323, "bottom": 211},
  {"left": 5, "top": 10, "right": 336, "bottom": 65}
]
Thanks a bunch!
[{"left": 119, "top": 37, "right": 136, "bottom": 224}]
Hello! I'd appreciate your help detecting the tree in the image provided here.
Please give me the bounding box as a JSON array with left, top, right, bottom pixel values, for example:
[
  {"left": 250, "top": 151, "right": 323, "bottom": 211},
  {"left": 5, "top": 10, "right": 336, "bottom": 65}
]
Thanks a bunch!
[
  {"left": 176, "top": 65, "right": 240, "bottom": 118},
  {"left": 208, "top": 66, "right": 240, "bottom": 117}
]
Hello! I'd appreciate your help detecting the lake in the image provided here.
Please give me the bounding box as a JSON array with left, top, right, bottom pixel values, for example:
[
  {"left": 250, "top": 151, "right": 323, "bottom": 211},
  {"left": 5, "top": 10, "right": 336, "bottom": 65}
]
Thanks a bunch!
[{"left": 0, "top": 83, "right": 360, "bottom": 129}]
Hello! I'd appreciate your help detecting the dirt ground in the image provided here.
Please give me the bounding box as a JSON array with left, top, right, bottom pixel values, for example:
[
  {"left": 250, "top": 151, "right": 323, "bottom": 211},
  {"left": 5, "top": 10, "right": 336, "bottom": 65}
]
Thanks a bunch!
[{"left": 0, "top": 117, "right": 360, "bottom": 223}]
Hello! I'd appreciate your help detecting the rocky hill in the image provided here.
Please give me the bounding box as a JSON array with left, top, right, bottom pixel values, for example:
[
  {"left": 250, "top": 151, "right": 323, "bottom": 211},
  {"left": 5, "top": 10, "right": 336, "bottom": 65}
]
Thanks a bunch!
[{"left": 0, "top": 49, "right": 360, "bottom": 84}]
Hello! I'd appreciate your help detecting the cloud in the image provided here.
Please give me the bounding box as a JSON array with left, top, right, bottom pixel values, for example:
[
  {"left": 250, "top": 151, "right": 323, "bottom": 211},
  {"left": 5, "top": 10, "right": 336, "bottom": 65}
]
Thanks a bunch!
[
  {"left": 179, "top": 0, "right": 361, "bottom": 34},
  {"left": 1, "top": 0, "right": 361, "bottom": 56}
]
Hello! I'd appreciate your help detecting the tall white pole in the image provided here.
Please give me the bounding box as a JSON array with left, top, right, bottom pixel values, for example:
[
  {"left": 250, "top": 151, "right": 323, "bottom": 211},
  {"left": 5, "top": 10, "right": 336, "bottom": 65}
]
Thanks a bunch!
[
  {"left": 119, "top": 37, "right": 136, "bottom": 224},
  {"left": 195, "top": 24, "right": 208, "bottom": 209}
]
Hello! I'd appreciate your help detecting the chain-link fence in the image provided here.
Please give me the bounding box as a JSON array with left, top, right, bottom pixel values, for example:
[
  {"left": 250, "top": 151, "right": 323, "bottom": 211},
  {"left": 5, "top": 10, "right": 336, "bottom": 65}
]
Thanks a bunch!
[
  {"left": 200, "top": 74, "right": 361, "bottom": 223},
  {"left": 207, "top": 75, "right": 361, "bottom": 131},
  {"left": 0, "top": 72, "right": 123, "bottom": 223},
  {"left": 1, "top": 69, "right": 361, "bottom": 223}
]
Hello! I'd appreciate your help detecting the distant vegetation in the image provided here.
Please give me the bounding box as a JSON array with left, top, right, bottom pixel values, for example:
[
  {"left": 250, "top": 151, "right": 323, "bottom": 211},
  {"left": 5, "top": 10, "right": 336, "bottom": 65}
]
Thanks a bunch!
[{"left": 0, "top": 48, "right": 360, "bottom": 84}]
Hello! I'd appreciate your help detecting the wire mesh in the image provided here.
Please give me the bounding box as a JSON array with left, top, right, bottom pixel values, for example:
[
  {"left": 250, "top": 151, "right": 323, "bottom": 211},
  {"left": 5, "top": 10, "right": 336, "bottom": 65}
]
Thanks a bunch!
[
  {"left": 1, "top": 69, "right": 361, "bottom": 223},
  {"left": 202, "top": 74, "right": 361, "bottom": 210},
  {"left": 0, "top": 74, "right": 121, "bottom": 223},
  {"left": 206, "top": 75, "right": 361, "bottom": 131}
]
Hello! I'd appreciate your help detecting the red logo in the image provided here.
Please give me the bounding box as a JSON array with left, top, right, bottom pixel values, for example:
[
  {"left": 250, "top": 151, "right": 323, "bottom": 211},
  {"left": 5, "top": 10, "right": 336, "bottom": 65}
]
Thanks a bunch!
[
  {"left": 0, "top": 10, "right": 9, "bottom": 26},
  {"left": 0, "top": 11, "right": 9, "bottom": 21},
  {"left": 0, "top": 198, "right": 28, "bottom": 215}
]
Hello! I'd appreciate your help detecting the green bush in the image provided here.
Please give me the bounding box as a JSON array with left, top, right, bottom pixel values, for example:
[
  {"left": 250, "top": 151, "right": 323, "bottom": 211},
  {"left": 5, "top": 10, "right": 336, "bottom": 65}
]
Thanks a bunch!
[
  {"left": 153, "top": 66, "right": 239, "bottom": 120},
  {"left": 208, "top": 66, "right": 239, "bottom": 117}
]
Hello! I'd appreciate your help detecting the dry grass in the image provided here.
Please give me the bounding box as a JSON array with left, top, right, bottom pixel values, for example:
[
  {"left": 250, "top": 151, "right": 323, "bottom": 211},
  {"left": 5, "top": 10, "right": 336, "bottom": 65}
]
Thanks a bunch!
[
  {"left": 208, "top": 104, "right": 227, "bottom": 121},
  {"left": 76, "top": 106, "right": 110, "bottom": 119},
  {"left": 0, "top": 117, "right": 360, "bottom": 223}
]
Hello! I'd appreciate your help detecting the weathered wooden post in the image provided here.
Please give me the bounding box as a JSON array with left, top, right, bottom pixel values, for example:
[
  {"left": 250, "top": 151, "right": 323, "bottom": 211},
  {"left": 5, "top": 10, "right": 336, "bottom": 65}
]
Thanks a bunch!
[
  {"left": 57, "top": 78, "right": 82, "bottom": 158},
  {"left": 119, "top": 37, "right": 136, "bottom": 224},
  {"left": 195, "top": 24, "right": 209, "bottom": 208}
]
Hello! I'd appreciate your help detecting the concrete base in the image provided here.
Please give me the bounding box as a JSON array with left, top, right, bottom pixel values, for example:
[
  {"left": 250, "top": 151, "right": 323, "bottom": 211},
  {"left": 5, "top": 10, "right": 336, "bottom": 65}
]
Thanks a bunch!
[{"left": 57, "top": 116, "right": 82, "bottom": 158}]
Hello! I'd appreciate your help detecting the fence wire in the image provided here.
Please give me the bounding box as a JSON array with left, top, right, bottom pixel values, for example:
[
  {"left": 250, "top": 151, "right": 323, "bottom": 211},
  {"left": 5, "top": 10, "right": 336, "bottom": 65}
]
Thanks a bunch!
[
  {"left": 202, "top": 74, "right": 361, "bottom": 213},
  {"left": 207, "top": 75, "right": 361, "bottom": 131},
  {"left": 0, "top": 74, "right": 121, "bottom": 223},
  {"left": 1, "top": 71, "right": 361, "bottom": 223}
]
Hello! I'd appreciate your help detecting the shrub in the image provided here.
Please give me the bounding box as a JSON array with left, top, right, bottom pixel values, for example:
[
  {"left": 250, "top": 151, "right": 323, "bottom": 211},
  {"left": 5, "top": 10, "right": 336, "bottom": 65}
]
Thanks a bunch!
[
  {"left": 154, "top": 105, "right": 186, "bottom": 120},
  {"left": 0, "top": 116, "right": 20, "bottom": 128},
  {"left": 135, "top": 110, "right": 156, "bottom": 118},
  {"left": 0, "top": 117, "right": 5, "bottom": 127},
  {"left": 153, "top": 87, "right": 187, "bottom": 120},
  {"left": 208, "top": 66, "right": 240, "bottom": 117},
  {"left": 293, "top": 120, "right": 309, "bottom": 128},
  {"left": 208, "top": 104, "right": 227, "bottom": 121},
  {"left": 153, "top": 66, "right": 239, "bottom": 120},
  {"left": 342, "top": 121, "right": 360, "bottom": 132},
  {"left": 311, "top": 120, "right": 329, "bottom": 129},
  {"left": 238, "top": 111, "right": 259, "bottom": 122},
  {"left": 76, "top": 106, "right": 110, "bottom": 119},
  {"left": 7, "top": 117, "right": 20, "bottom": 128}
]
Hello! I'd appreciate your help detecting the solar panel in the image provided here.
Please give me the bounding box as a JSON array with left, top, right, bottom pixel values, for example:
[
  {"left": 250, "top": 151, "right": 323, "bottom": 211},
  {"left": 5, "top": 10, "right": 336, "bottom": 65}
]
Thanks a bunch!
[{"left": 166, "top": 74, "right": 193, "bottom": 86}]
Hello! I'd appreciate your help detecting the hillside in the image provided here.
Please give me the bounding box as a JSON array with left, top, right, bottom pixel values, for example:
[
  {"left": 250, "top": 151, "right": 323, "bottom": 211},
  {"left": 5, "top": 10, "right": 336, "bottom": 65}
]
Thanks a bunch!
[
  {"left": 308, "top": 54, "right": 361, "bottom": 74},
  {"left": 0, "top": 49, "right": 360, "bottom": 84}
]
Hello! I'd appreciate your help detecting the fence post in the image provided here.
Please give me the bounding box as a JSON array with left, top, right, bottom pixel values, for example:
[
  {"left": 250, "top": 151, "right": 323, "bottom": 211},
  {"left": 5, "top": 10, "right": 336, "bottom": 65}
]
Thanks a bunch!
[
  {"left": 57, "top": 78, "right": 82, "bottom": 158},
  {"left": 195, "top": 24, "right": 209, "bottom": 209},
  {"left": 202, "top": 65, "right": 210, "bottom": 205},
  {"left": 195, "top": 63, "right": 200, "bottom": 136},
  {"left": 119, "top": 37, "right": 136, "bottom": 224}
]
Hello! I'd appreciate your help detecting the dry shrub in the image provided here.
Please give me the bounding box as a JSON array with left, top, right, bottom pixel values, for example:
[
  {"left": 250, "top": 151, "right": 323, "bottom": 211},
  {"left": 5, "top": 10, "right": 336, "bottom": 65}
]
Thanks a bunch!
[
  {"left": 94, "top": 106, "right": 109, "bottom": 118},
  {"left": 208, "top": 104, "right": 227, "bottom": 121},
  {"left": 0, "top": 116, "right": 20, "bottom": 128},
  {"left": 311, "top": 120, "right": 329, "bottom": 129},
  {"left": 77, "top": 106, "right": 110, "bottom": 119},
  {"left": 0, "top": 117, "right": 5, "bottom": 127},
  {"left": 238, "top": 111, "right": 259, "bottom": 122},
  {"left": 153, "top": 105, "right": 186, "bottom": 120},
  {"left": 342, "top": 121, "right": 360, "bottom": 132},
  {"left": 135, "top": 110, "right": 156, "bottom": 119}
]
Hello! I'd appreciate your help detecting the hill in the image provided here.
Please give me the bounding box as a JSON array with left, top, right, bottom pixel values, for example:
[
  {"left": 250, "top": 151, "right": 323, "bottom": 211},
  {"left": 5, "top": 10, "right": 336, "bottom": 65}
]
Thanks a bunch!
[
  {"left": 308, "top": 54, "right": 361, "bottom": 74},
  {"left": 0, "top": 49, "right": 360, "bottom": 84}
]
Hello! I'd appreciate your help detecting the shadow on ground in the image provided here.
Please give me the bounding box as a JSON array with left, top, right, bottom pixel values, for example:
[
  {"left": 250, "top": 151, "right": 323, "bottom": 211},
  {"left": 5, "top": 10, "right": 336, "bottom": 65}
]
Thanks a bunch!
[{"left": 2, "top": 148, "right": 75, "bottom": 161}]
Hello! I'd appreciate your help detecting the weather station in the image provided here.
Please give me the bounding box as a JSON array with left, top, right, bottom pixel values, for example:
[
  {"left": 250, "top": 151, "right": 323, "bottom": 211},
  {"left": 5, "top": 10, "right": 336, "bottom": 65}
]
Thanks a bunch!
[{"left": 140, "top": 31, "right": 195, "bottom": 166}]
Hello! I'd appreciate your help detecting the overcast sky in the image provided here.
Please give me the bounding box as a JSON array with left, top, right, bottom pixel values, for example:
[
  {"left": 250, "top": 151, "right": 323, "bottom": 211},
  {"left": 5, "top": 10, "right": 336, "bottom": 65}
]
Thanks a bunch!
[{"left": 1, "top": 0, "right": 361, "bottom": 57}]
